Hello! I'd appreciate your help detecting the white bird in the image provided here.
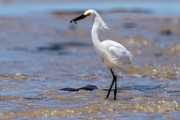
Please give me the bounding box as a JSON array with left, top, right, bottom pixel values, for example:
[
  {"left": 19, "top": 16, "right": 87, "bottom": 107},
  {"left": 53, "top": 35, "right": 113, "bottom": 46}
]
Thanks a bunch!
[{"left": 70, "top": 9, "right": 133, "bottom": 100}]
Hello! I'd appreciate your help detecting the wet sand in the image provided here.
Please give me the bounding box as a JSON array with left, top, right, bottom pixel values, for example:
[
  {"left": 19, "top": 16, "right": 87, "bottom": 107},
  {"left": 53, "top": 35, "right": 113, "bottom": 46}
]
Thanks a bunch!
[{"left": 0, "top": 0, "right": 180, "bottom": 119}]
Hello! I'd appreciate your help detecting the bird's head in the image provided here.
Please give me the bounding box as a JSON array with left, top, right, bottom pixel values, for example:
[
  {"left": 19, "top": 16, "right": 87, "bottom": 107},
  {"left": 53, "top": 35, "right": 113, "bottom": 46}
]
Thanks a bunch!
[
  {"left": 70, "top": 9, "right": 109, "bottom": 31},
  {"left": 70, "top": 9, "right": 95, "bottom": 24}
]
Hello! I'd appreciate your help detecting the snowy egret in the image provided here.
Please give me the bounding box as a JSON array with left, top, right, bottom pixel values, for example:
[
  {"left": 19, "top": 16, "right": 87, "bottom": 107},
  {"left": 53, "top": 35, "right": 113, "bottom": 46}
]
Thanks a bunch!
[{"left": 70, "top": 9, "right": 133, "bottom": 100}]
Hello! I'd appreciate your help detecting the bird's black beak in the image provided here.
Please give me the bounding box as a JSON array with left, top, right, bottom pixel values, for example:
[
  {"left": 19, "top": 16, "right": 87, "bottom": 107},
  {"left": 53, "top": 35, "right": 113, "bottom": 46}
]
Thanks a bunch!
[{"left": 70, "top": 14, "right": 88, "bottom": 24}]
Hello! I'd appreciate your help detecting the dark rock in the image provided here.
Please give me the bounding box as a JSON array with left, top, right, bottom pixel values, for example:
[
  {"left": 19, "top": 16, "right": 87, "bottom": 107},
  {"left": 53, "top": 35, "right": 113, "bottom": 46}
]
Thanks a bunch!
[
  {"left": 23, "top": 97, "right": 46, "bottom": 100},
  {"left": 79, "top": 85, "right": 98, "bottom": 91},
  {"left": 161, "top": 28, "right": 172, "bottom": 35},
  {"left": 123, "top": 22, "right": 136, "bottom": 28},
  {"left": 60, "top": 85, "right": 98, "bottom": 91},
  {"left": 60, "top": 88, "right": 79, "bottom": 91}
]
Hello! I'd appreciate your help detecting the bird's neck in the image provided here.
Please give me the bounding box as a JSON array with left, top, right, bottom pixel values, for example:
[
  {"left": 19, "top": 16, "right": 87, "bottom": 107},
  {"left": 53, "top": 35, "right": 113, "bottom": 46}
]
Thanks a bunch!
[{"left": 91, "top": 16, "right": 102, "bottom": 46}]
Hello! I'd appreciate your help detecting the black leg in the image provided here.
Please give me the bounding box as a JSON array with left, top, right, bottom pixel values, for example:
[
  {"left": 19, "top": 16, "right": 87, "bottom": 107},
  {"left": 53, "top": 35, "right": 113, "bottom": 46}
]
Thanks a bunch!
[
  {"left": 105, "top": 77, "right": 115, "bottom": 99},
  {"left": 114, "top": 75, "right": 117, "bottom": 100},
  {"left": 105, "top": 69, "right": 116, "bottom": 99}
]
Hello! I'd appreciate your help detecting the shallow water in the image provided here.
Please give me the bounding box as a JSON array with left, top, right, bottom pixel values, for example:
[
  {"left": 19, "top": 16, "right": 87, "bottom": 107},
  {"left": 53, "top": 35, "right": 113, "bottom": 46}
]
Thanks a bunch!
[{"left": 0, "top": 0, "right": 180, "bottom": 120}]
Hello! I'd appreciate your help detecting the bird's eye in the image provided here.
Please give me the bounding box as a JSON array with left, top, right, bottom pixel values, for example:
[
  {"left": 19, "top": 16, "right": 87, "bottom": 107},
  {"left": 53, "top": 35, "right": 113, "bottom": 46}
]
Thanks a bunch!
[{"left": 86, "top": 13, "right": 91, "bottom": 16}]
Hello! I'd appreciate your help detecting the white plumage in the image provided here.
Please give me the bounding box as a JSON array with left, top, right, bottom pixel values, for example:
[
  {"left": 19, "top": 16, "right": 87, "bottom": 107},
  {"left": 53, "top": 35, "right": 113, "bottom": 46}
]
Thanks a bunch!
[
  {"left": 70, "top": 9, "right": 133, "bottom": 100},
  {"left": 98, "top": 40, "right": 132, "bottom": 71}
]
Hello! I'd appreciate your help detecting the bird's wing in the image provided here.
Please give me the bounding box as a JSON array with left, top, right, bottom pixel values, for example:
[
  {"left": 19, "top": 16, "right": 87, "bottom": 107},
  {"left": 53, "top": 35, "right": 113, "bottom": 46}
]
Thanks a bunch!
[
  {"left": 108, "top": 46, "right": 132, "bottom": 66},
  {"left": 101, "top": 40, "right": 133, "bottom": 67},
  {"left": 102, "top": 40, "right": 133, "bottom": 59},
  {"left": 102, "top": 40, "right": 129, "bottom": 51}
]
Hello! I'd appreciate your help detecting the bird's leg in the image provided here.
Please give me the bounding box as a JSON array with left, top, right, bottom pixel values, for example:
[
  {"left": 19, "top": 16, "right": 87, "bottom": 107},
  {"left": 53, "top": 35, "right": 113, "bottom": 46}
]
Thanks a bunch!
[
  {"left": 114, "top": 75, "right": 117, "bottom": 100},
  {"left": 105, "top": 76, "right": 115, "bottom": 99},
  {"left": 105, "top": 69, "right": 116, "bottom": 99}
]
